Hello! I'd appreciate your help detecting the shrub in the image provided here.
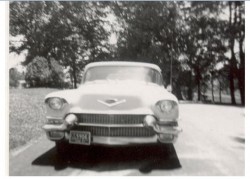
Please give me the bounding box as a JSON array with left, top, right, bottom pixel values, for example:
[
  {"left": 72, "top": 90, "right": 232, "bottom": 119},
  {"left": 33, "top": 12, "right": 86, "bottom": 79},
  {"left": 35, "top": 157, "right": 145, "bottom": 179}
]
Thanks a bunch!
[{"left": 25, "top": 56, "right": 64, "bottom": 88}]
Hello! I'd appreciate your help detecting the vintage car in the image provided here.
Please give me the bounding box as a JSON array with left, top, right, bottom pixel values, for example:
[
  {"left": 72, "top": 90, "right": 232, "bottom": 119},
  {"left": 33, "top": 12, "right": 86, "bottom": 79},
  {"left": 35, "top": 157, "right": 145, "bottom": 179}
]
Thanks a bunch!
[{"left": 43, "top": 61, "right": 182, "bottom": 154}]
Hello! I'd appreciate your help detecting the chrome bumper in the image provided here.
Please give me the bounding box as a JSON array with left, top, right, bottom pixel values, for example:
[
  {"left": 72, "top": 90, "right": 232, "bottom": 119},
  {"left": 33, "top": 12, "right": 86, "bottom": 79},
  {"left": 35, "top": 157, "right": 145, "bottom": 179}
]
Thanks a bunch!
[
  {"left": 43, "top": 123, "right": 67, "bottom": 131},
  {"left": 43, "top": 115, "right": 182, "bottom": 144}
]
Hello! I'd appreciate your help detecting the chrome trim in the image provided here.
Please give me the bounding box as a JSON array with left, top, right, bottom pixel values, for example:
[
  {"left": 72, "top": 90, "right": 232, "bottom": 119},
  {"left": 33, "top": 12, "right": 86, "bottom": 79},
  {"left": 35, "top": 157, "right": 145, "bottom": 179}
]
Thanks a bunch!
[
  {"left": 97, "top": 99, "right": 126, "bottom": 107},
  {"left": 65, "top": 114, "right": 78, "bottom": 125},
  {"left": 143, "top": 115, "right": 182, "bottom": 135},
  {"left": 46, "top": 116, "right": 64, "bottom": 120},
  {"left": 153, "top": 125, "right": 182, "bottom": 135},
  {"left": 64, "top": 134, "right": 158, "bottom": 145},
  {"left": 77, "top": 123, "right": 143, "bottom": 127},
  {"left": 157, "top": 118, "right": 181, "bottom": 123},
  {"left": 72, "top": 126, "right": 155, "bottom": 137},
  {"left": 43, "top": 123, "right": 67, "bottom": 131},
  {"left": 43, "top": 114, "right": 182, "bottom": 143},
  {"left": 92, "top": 136, "right": 158, "bottom": 145},
  {"left": 76, "top": 113, "right": 145, "bottom": 125}
]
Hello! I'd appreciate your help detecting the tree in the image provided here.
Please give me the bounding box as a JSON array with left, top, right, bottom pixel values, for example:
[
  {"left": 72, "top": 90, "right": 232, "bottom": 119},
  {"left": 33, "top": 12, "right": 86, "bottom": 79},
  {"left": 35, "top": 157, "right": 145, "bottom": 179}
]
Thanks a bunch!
[
  {"left": 224, "top": 1, "right": 245, "bottom": 105},
  {"left": 10, "top": 1, "right": 244, "bottom": 104},
  {"left": 112, "top": 1, "right": 185, "bottom": 99},
  {"left": 227, "top": 1, "right": 237, "bottom": 105},
  {"left": 181, "top": 2, "right": 227, "bottom": 101},
  {"left": 112, "top": 1, "right": 234, "bottom": 102},
  {"left": 235, "top": 2, "right": 245, "bottom": 105},
  {"left": 58, "top": 2, "right": 111, "bottom": 88},
  {"left": 10, "top": 2, "right": 59, "bottom": 64},
  {"left": 10, "top": 1, "right": 111, "bottom": 88},
  {"left": 25, "top": 56, "right": 64, "bottom": 88}
]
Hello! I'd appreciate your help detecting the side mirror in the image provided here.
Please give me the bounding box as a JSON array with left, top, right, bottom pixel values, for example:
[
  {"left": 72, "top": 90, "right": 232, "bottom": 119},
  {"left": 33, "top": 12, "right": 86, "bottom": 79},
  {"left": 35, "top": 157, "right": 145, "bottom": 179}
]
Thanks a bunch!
[{"left": 166, "top": 85, "right": 172, "bottom": 92}]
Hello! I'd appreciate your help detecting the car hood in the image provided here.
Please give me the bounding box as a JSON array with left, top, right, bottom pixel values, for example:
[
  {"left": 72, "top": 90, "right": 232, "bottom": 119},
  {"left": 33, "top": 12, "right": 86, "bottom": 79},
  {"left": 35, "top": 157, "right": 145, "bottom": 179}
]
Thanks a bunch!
[{"left": 45, "top": 81, "right": 178, "bottom": 113}]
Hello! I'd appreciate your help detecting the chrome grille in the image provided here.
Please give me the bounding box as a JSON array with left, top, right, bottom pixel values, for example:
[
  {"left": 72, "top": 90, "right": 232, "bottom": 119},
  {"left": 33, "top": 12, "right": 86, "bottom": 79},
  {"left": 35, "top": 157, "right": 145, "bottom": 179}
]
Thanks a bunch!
[
  {"left": 76, "top": 114, "right": 145, "bottom": 125},
  {"left": 72, "top": 126, "right": 154, "bottom": 137}
]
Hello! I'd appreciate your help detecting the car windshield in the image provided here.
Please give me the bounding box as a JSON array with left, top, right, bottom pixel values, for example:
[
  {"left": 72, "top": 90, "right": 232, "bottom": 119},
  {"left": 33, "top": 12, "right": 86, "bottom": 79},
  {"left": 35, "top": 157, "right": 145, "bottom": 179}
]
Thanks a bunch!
[{"left": 82, "top": 66, "right": 163, "bottom": 85}]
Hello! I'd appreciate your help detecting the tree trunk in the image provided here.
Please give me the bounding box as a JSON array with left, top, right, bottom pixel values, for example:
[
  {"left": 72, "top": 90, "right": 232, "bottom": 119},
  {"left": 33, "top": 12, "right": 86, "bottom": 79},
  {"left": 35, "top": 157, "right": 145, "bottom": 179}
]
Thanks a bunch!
[
  {"left": 237, "top": 74, "right": 244, "bottom": 105},
  {"left": 229, "top": 66, "right": 236, "bottom": 105},
  {"left": 237, "top": 46, "right": 245, "bottom": 106},
  {"left": 187, "top": 70, "right": 193, "bottom": 100},
  {"left": 219, "top": 80, "right": 222, "bottom": 103},
  {"left": 72, "top": 59, "right": 77, "bottom": 89},
  {"left": 237, "top": 7, "right": 245, "bottom": 106},
  {"left": 228, "top": 2, "right": 236, "bottom": 105},
  {"left": 70, "top": 73, "right": 73, "bottom": 88},
  {"left": 195, "top": 67, "right": 201, "bottom": 101},
  {"left": 197, "top": 80, "right": 201, "bottom": 101},
  {"left": 211, "top": 72, "right": 214, "bottom": 103},
  {"left": 238, "top": 39, "right": 245, "bottom": 105}
]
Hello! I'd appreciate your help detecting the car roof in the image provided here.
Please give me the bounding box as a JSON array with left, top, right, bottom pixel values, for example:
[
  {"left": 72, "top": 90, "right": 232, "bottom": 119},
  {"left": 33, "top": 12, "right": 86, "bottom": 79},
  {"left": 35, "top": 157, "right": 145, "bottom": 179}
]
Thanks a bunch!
[{"left": 85, "top": 61, "right": 161, "bottom": 72}]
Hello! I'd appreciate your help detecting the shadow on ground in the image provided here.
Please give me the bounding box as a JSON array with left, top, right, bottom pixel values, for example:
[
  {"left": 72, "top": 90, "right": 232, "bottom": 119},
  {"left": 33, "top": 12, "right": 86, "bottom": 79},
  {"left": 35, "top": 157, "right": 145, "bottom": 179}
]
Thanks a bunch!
[
  {"left": 32, "top": 144, "right": 181, "bottom": 174},
  {"left": 232, "top": 136, "right": 245, "bottom": 144}
]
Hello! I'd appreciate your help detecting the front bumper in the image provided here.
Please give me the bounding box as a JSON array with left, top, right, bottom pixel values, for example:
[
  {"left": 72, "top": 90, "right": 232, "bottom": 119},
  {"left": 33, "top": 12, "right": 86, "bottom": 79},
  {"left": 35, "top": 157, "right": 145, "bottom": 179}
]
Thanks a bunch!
[{"left": 43, "top": 115, "right": 182, "bottom": 145}]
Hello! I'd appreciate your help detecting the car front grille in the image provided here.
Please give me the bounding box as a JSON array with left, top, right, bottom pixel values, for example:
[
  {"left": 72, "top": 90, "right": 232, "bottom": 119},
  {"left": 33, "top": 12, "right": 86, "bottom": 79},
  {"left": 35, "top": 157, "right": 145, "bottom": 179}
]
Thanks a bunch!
[
  {"left": 76, "top": 114, "right": 145, "bottom": 125},
  {"left": 72, "top": 126, "right": 155, "bottom": 137},
  {"left": 72, "top": 114, "right": 155, "bottom": 137}
]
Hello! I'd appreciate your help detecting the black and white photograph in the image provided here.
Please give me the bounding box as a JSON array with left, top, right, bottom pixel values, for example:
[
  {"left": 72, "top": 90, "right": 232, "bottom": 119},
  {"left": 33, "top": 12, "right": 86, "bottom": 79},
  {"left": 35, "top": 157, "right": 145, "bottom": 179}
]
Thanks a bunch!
[{"left": 8, "top": 1, "right": 245, "bottom": 176}]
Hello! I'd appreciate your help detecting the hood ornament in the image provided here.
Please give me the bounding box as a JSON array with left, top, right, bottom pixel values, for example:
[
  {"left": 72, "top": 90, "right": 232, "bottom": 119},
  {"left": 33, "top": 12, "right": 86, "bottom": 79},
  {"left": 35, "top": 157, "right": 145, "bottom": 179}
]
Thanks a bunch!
[{"left": 97, "top": 98, "right": 126, "bottom": 107}]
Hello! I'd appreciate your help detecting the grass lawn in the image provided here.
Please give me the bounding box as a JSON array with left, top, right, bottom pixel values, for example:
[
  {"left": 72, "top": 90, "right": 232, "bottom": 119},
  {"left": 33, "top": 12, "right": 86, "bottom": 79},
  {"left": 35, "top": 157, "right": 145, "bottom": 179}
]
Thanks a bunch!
[{"left": 9, "top": 88, "right": 58, "bottom": 151}]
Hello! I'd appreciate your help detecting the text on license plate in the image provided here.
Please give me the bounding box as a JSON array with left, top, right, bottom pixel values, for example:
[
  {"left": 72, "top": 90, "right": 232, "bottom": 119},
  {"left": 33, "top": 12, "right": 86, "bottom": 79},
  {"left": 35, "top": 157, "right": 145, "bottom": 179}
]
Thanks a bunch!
[{"left": 69, "top": 131, "right": 91, "bottom": 145}]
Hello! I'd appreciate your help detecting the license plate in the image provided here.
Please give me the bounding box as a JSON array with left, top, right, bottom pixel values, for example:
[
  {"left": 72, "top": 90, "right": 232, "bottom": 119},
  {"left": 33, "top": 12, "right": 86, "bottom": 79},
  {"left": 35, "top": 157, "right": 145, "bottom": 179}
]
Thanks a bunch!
[{"left": 69, "top": 131, "right": 91, "bottom": 145}]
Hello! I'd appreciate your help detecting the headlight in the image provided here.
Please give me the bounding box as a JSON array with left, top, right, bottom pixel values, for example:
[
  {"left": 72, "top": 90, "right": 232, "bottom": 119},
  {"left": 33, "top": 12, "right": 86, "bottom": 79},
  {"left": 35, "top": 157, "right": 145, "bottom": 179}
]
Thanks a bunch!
[
  {"left": 47, "top": 97, "right": 66, "bottom": 110},
  {"left": 160, "top": 101, "right": 172, "bottom": 113},
  {"left": 157, "top": 100, "right": 174, "bottom": 113},
  {"left": 155, "top": 100, "right": 179, "bottom": 121}
]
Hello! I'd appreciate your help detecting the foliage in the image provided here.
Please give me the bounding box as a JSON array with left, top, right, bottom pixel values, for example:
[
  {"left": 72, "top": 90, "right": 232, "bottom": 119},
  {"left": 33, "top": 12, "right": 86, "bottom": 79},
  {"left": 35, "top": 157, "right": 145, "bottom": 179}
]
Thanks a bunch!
[
  {"left": 111, "top": 1, "right": 244, "bottom": 104},
  {"left": 111, "top": 1, "right": 185, "bottom": 98},
  {"left": 25, "top": 56, "right": 64, "bottom": 88},
  {"left": 179, "top": 2, "right": 228, "bottom": 101},
  {"left": 10, "top": 1, "right": 245, "bottom": 104},
  {"left": 10, "top": 1, "right": 111, "bottom": 88},
  {"left": 9, "top": 68, "right": 24, "bottom": 87},
  {"left": 227, "top": 1, "right": 245, "bottom": 105}
]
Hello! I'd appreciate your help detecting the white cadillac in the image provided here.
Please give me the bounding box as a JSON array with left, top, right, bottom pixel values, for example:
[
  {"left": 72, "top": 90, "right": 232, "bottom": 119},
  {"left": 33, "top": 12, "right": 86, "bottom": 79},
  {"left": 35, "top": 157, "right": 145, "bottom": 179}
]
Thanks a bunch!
[{"left": 43, "top": 61, "right": 182, "bottom": 154}]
